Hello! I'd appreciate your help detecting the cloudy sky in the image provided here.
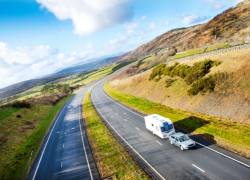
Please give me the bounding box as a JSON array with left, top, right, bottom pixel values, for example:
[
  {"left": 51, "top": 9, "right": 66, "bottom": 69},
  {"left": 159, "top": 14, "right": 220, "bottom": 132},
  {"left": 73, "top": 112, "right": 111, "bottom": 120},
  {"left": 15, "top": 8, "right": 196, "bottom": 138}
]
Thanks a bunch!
[{"left": 0, "top": 0, "right": 243, "bottom": 89}]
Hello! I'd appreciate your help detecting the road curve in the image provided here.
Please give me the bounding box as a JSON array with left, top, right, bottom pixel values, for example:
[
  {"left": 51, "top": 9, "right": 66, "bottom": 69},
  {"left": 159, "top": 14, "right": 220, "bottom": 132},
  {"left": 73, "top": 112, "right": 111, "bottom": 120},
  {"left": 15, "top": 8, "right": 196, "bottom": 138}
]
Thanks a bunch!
[
  {"left": 91, "top": 79, "right": 250, "bottom": 180},
  {"left": 28, "top": 84, "right": 100, "bottom": 180}
]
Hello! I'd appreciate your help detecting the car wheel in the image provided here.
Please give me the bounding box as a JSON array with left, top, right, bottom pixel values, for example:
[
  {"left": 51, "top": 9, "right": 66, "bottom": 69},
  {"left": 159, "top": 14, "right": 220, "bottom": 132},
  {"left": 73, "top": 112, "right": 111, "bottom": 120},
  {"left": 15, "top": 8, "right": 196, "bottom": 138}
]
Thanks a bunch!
[
  {"left": 170, "top": 140, "right": 173, "bottom": 145},
  {"left": 180, "top": 146, "right": 184, "bottom": 151}
]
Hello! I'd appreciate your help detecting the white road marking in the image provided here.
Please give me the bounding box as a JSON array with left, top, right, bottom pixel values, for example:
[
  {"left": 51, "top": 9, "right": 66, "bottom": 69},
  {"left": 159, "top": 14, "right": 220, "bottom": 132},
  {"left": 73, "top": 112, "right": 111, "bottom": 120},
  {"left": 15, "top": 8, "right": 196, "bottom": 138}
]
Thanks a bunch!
[
  {"left": 111, "top": 116, "right": 113, "bottom": 118},
  {"left": 32, "top": 99, "right": 72, "bottom": 180},
  {"left": 102, "top": 85, "right": 250, "bottom": 169},
  {"left": 124, "top": 119, "right": 127, "bottom": 121},
  {"left": 61, "top": 162, "right": 63, "bottom": 168},
  {"left": 192, "top": 164, "right": 205, "bottom": 172},
  {"left": 136, "top": 127, "right": 140, "bottom": 131},
  {"left": 57, "top": 132, "right": 59, "bottom": 133},
  {"left": 63, "top": 144, "right": 64, "bottom": 148},
  {"left": 91, "top": 91, "right": 166, "bottom": 180},
  {"left": 116, "top": 113, "right": 118, "bottom": 115},
  {"left": 64, "top": 132, "right": 66, "bottom": 135},
  {"left": 156, "top": 141, "right": 162, "bottom": 145},
  {"left": 195, "top": 142, "right": 250, "bottom": 168},
  {"left": 124, "top": 113, "right": 126, "bottom": 114},
  {"left": 72, "top": 128, "right": 74, "bottom": 129},
  {"left": 78, "top": 102, "right": 94, "bottom": 180},
  {"left": 66, "top": 124, "right": 67, "bottom": 126}
]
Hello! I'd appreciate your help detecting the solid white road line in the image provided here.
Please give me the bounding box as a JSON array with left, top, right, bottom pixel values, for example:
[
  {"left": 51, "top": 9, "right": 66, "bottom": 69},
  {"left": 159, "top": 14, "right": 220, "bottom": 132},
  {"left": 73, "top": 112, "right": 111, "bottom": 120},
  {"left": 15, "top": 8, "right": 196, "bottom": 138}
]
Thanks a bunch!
[
  {"left": 192, "top": 164, "right": 205, "bottom": 172},
  {"left": 196, "top": 142, "right": 250, "bottom": 168},
  {"left": 156, "top": 141, "right": 162, "bottom": 145},
  {"left": 32, "top": 100, "right": 71, "bottom": 180},
  {"left": 102, "top": 89, "right": 143, "bottom": 118},
  {"left": 102, "top": 85, "right": 250, "bottom": 169},
  {"left": 136, "top": 127, "right": 140, "bottom": 131},
  {"left": 91, "top": 91, "right": 166, "bottom": 180},
  {"left": 78, "top": 101, "right": 94, "bottom": 180}
]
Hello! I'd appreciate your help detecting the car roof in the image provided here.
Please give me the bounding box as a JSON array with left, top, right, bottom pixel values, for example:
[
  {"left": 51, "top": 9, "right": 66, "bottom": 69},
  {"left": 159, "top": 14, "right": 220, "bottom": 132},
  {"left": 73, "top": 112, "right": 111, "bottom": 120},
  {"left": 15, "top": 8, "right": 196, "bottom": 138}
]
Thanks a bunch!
[{"left": 171, "top": 133, "right": 185, "bottom": 137}]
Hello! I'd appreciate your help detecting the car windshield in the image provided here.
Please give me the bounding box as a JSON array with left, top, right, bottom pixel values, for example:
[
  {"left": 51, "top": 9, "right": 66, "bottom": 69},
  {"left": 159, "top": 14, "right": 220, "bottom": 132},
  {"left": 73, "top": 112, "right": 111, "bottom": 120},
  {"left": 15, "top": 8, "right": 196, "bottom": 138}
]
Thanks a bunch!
[
  {"left": 161, "top": 122, "right": 173, "bottom": 132},
  {"left": 178, "top": 135, "right": 190, "bottom": 142}
]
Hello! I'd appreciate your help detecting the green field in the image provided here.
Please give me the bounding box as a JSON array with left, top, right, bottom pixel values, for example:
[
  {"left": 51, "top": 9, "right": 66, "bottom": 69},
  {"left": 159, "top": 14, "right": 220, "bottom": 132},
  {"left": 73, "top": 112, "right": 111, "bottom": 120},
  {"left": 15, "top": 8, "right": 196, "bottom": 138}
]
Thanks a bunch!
[
  {"left": 0, "top": 94, "right": 74, "bottom": 180},
  {"left": 0, "top": 107, "right": 20, "bottom": 122},
  {"left": 206, "top": 44, "right": 231, "bottom": 52},
  {"left": 83, "top": 89, "right": 149, "bottom": 180},
  {"left": 138, "top": 56, "right": 155, "bottom": 67},
  {"left": 104, "top": 83, "right": 250, "bottom": 158}
]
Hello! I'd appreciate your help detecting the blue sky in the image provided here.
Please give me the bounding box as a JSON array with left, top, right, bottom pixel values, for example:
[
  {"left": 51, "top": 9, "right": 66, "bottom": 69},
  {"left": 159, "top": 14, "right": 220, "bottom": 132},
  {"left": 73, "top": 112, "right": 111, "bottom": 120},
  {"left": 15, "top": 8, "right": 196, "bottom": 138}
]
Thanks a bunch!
[{"left": 0, "top": 0, "right": 243, "bottom": 88}]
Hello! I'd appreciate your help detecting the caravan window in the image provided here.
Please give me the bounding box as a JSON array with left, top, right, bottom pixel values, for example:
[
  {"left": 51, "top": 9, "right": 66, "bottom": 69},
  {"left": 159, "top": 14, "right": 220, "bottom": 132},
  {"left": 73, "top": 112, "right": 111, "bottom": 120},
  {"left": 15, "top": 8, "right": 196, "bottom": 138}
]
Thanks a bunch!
[{"left": 161, "top": 122, "right": 173, "bottom": 132}]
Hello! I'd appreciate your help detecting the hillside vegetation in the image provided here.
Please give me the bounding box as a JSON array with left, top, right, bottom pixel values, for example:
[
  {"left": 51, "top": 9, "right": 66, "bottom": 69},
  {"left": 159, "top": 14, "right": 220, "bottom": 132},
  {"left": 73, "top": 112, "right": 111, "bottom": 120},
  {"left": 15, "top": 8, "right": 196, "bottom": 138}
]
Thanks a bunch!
[
  {"left": 111, "top": 0, "right": 250, "bottom": 63},
  {"left": 106, "top": 47, "right": 250, "bottom": 156}
]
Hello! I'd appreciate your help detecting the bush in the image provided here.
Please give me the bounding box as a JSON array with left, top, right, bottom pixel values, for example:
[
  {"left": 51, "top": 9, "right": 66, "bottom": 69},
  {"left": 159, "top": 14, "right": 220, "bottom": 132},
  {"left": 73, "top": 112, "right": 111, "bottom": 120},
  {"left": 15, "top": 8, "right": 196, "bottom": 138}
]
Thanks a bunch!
[
  {"left": 187, "top": 76, "right": 215, "bottom": 96},
  {"left": 12, "top": 100, "right": 31, "bottom": 108},
  {"left": 165, "top": 79, "right": 175, "bottom": 88}
]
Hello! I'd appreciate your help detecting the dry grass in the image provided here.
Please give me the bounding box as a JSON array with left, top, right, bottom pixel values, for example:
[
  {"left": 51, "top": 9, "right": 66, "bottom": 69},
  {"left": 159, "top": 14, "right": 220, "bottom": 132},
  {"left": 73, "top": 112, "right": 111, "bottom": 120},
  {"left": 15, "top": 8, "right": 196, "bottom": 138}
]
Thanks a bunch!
[
  {"left": 82, "top": 89, "right": 149, "bottom": 180},
  {"left": 109, "top": 48, "right": 250, "bottom": 123}
]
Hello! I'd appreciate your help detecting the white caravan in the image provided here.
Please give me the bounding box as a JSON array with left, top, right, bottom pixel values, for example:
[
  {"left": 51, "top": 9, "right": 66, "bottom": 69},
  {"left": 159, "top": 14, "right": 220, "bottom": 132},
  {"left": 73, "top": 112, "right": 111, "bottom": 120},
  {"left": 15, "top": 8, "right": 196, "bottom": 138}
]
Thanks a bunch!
[{"left": 144, "top": 114, "right": 175, "bottom": 139}]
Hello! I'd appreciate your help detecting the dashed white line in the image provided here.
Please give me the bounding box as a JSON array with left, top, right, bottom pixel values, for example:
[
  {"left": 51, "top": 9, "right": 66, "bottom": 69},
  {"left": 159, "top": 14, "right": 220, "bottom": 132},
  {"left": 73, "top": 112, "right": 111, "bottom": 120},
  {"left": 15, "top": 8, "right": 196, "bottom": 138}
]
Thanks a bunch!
[
  {"left": 63, "top": 144, "right": 64, "bottom": 148},
  {"left": 156, "top": 141, "right": 162, "bottom": 145},
  {"left": 136, "top": 127, "right": 140, "bottom": 131},
  {"left": 64, "top": 132, "right": 66, "bottom": 135},
  {"left": 61, "top": 162, "right": 63, "bottom": 168},
  {"left": 66, "top": 124, "right": 67, "bottom": 126},
  {"left": 57, "top": 132, "right": 59, "bottom": 133},
  {"left": 111, "top": 116, "right": 113, "bottom": 118},
  {"left": 72, "top": 128, "right": 74, "bottom": 129},
  {"left": 32, "top": 99, "right": 71, "bottom": 180},
  {"left": 116, "top": 113, "right": 118, "bottom": 115},
  {"left": 101, "top": 86, "right": 250, "bottom": 169},
  {"left": 192, "top": 164, "right": 205, "bottom": 172},
  {"left": 124, "top": 119, "right": 127, "bottom": 121}
]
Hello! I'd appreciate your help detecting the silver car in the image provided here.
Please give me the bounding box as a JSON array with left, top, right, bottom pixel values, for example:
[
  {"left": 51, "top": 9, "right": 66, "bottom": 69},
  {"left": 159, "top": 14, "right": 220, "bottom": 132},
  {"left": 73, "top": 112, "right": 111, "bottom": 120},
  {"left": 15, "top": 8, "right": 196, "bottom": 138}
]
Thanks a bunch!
[{"left": 169, "top": 133, "right": 196, "bottom": 151}]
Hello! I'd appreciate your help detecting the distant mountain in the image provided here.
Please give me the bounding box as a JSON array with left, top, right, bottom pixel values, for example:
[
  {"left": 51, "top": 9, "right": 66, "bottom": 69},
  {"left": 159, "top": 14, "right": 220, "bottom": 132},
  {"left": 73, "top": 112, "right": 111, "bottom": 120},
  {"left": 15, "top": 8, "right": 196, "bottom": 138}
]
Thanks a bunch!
[
  {"left": 0, "top": 55, "right": 121, "bottom": 99},
  {"left": 55, "top": 56, "right": 118, "bottom": 75},
  {"left": 112, "top": 0, "right": 250, "bottom": 62}
]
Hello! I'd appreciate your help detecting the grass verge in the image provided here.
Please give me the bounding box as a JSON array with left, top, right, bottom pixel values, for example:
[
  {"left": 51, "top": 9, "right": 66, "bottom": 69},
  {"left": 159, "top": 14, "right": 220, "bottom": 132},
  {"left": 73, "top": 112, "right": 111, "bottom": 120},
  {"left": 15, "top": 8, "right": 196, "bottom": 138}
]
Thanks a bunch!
[
  {"left": 83, "top": 89, "right": 149, "bottom": 180},
  {"left": 104, "top": 83, "right": 250, "bottom": 158},
  {"left": 0, "top": 94, "right": 74, "bottom": 180},
  {"left": 0, "top": 107, "right": 20, "bottom": 122}
]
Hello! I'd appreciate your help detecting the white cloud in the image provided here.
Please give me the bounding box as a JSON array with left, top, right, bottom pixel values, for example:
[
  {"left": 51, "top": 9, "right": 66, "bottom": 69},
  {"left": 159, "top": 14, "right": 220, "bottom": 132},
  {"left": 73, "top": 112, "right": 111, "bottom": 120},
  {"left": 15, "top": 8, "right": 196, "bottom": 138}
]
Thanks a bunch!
[
  {"left": 37, "top": 0, "right": 134, "bottom": 36},
  {"left": 0, "top": 42, "right": 58, "bottom": 88},
  {"left": 181, "top": 14, "right": 207, "bottom": 25},
  {"left": 141, "top": 16, "right": 147, "bottom": 20},
  {"left": 149, "top": 22, "right": 157, "bottom": 30},
  {"left": 205, "top": 0, "right": 225, "bottom": 11},
  {"left": 124, "top": 22, "right": 141, "bottom": 35},
  {"left": 164, "top": 21, "right": 171, "bottom": 26}
]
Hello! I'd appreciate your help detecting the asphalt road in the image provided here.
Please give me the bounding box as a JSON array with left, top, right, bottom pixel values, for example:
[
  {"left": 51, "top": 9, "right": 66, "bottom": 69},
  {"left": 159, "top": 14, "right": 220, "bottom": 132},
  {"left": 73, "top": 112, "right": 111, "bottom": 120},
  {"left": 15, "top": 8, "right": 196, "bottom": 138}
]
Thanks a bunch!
[
  {"left": 28, "top": 83, "right": 100, "bottom": 180},
  {"left": 91, "top": 80, "right": 250, "bottom": 180}
]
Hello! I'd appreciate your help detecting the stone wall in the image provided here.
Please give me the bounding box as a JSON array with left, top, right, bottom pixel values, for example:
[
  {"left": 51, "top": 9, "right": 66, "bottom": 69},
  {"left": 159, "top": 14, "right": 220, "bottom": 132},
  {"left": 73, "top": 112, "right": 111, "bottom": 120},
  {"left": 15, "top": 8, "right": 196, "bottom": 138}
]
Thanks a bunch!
[{"left": 166, "top": 43, "right": 250, "bottom": 65}]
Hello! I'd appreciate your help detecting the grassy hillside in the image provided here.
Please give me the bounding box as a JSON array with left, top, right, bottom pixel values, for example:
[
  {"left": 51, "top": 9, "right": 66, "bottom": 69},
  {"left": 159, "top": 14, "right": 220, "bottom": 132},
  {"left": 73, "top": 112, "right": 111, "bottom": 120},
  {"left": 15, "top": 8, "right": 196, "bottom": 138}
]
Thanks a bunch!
[
  {"left": 0, "top": 94, "right": 74, "bottom": 180},
  {"left": 106, "top": 47, "right": 250, "bottom": 157},
  {"left": 111, "top": 0, "right": 250, "bottom": 63}
]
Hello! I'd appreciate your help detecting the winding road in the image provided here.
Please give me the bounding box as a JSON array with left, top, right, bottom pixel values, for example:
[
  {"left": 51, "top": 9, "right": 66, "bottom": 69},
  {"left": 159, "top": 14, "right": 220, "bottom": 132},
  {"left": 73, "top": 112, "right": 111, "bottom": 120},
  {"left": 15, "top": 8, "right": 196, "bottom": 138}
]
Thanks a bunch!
[{"left": 91, "top": 79, "right": 250, "bottom": 180}]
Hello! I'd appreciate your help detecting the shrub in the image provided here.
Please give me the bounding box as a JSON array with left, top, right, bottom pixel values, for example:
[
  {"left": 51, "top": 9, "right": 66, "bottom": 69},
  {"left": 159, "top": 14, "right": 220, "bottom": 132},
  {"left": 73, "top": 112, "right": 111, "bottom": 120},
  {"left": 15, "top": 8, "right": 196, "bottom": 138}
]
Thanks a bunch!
[
  {"left": 165, "top": 79, "right": 175, "bottom": 88},
  {"left": 12, "top": 100, "right": 31, "bottom": 108},
  {"left": 187, "top": 76, "right": 215, "bottom": 96}
]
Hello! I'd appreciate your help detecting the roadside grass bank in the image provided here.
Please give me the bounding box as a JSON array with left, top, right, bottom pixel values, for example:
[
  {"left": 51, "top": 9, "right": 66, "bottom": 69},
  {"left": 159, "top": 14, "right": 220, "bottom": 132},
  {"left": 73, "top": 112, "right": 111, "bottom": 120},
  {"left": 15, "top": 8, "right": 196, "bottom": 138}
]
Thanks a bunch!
[
  {"left": 0, "top": 107, "right": 20, "bottom": 122},
  {"left": 0, "top": 94, "right": 74, "bottom": 180},
  {"left": 83, "top": 89, "right": 150, "bottom": 180},
  {"left": 104, "top": 83, "right": 250, "bottom": 159}
]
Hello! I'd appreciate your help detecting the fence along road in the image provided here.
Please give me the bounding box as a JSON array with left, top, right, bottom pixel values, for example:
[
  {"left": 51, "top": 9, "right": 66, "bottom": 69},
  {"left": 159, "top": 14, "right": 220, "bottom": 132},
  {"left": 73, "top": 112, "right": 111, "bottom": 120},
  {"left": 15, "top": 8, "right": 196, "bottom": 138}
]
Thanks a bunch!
[
  {"left": 28, "top": 83, "right": 100, "bottom": 180},
  {"left": 91, "top": 79, "right": 250, "bottom": 180}
]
